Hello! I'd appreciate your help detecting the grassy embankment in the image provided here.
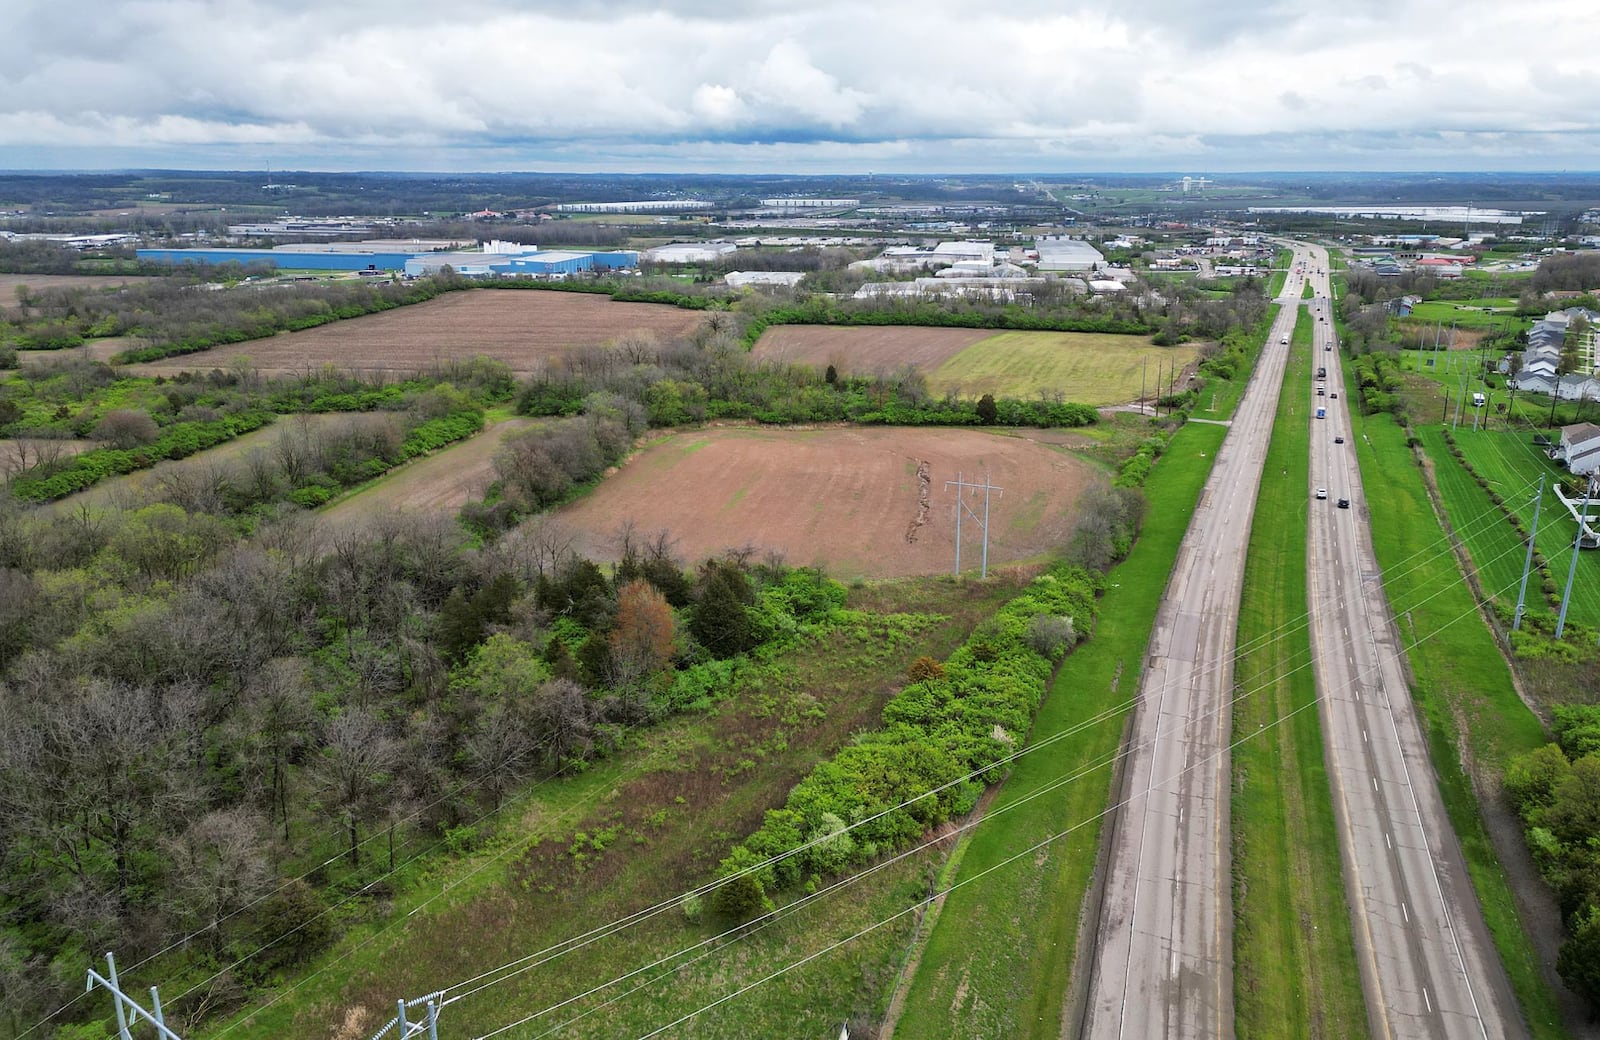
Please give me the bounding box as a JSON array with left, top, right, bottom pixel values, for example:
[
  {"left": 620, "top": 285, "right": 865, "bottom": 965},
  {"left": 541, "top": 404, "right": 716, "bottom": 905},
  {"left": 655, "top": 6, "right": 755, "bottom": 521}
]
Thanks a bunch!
[
  {"left": 1343, "top": 403, "right": 1567, "bottom": 1038},
  {"left": 891, "top": 418, "right": 1228, "bottom": 1037},
  {"left": 203, "top": 579, "right": 1021, "bottom": 1040},
  {"left": 1190, "top": 313, "right": 1276, "bottom": 424},
  {"left": 1267, "top": 249, "right": 1292, "bottom": 298},
  {"left": 1448, "top": 429, "right": 1600, "bottom": 629},
  {"left": 1231, "top": 309, "right": 1368, "bottom": 1037}
]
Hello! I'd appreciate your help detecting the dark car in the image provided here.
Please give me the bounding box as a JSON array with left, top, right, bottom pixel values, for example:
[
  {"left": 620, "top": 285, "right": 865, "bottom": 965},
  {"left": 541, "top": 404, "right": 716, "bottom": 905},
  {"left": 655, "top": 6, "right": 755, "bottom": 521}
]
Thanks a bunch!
[
  {"left": 1335, "top": 436, "right": 1345, "bottom": 444},
  {"left": 1324, "top": 345, "right": 1331, "bottom": 351},
  {"left": 1337, "top": 498, "right": 1350, "bottom": 509}
]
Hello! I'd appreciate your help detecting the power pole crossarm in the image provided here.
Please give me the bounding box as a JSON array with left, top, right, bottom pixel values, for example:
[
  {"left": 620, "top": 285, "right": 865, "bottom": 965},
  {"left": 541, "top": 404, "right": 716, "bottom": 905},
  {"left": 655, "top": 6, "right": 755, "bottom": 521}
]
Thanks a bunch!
[
  {"left": 945, "top": 471, "right": 1005, "bottom": 578},
  {"left": 87, "top": 952, "right": 185, "bottom": 1040}
]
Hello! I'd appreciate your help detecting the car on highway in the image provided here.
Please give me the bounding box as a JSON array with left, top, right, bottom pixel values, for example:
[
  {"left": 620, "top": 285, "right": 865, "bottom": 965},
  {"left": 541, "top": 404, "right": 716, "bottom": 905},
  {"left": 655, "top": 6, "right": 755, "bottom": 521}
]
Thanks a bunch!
[
  {"left": 1334, "top": 436, "right": 1345, "bottom": 444},
  {"left": 1324, "top": 344, "right": 1331, "bottom": 351},
  {"left": 1315, "top": 488, "right": 1328, "bottom": 499},
  {"left": 1330, "top": 392, "right": 1337, "bottom": 398},
  {"left": 1337, "top": 498, "right": 1350, "bottom": 509},
  {"left": 1280, "top": 335, "right": 1288, "bottom": 344}
]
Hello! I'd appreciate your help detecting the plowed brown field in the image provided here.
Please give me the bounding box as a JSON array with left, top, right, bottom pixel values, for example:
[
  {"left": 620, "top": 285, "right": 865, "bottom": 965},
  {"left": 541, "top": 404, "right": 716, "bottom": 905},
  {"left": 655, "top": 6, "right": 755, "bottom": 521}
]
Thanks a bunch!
[
  {"left": 751, "top": 325, "right": 994, "bottom": 374},
  {"left": 134, "top": 290, "right": 706, "bottom": 376},
  {"left": 0, "top": 274, "right": 157, "bottom": 306},
  {"left": 554, "top": 426, "right": 1098, "bottom": 578}
]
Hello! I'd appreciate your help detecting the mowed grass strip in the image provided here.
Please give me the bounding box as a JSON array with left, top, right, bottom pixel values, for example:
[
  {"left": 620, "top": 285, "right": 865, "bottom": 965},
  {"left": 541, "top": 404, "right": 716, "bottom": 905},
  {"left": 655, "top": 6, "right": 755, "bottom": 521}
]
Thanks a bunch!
[
  {"left": 1344, "top": 408, "right": 1567, "bottom": 1039},
  {"left": 892, "top": 420, "right": 1228, "bottom": 1039},
  {"left": 1415, "top": 426, "right": 1546, "bottom": 614},
  {"left": 925, "top": 330, "right": 1197, "bottom": 406},
  {"left": 1451, "top": 429, "right": 1600, "bottom": 628},
  {"left": 1231, "top": 312, "right": 1368, "bottom": 1038}
]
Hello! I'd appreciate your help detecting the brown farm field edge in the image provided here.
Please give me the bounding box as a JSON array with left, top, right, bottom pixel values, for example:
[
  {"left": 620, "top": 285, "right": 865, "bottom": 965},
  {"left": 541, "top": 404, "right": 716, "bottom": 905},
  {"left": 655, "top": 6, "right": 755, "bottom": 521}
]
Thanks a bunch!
[
  {"left": 131, "top": 290, "right": 707, "bottom": 377},
  {"left": 553, "top": 425, "right": 1099, "bottom": 580}
]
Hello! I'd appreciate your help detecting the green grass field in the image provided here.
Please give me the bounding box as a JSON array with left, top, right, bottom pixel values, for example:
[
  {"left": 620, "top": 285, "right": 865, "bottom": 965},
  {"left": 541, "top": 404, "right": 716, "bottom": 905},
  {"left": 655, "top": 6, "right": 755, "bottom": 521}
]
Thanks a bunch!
[
  {"left": 1344, "top": 408, "right": 1567, "bottom": 1038},
  {"left": 924, "top": 330, "right": 1197, "bottom": 406},
  {"left": 1416, "top": 426, "right": 1547, "bottom": 613},
  {"left": 1406, "top": 299, "right": 1522, "bottom": 329},
  {"left": 1441, "top": 428, "right": 1600, "bottom": 628},
  {"left": 1414, "top": 425, "right": 1600, "bottom": 627},
  {"left": 892, "top": 420, "right": 1228, "bottom": 1038},
  {"left": 1231, "top": 310, "right": 1369, "bottom": 1038}
]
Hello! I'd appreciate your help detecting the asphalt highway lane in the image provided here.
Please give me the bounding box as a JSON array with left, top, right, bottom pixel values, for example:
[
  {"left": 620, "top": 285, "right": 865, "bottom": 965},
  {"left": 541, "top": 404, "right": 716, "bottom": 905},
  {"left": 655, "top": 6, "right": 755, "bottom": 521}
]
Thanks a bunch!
[
  {"left": 1303, "top": 248, "right": 1524, "bottom": 1040},
  {"left": 1082, "top": 246, "right": 1312, "bottom": 1040}
]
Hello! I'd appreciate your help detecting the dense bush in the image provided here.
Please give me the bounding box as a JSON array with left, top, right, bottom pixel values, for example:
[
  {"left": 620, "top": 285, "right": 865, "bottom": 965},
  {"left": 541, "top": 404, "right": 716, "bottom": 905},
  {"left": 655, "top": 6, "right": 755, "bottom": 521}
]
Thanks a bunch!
[
  {"left": 710, "top": 564, "right": 1098, "bottom": 918},
  {"left": 7, "top": 411, "right": 274, "bottom": 501},
  {"left": 1503, "top": 702, "right": 1600, "bottom": 1013}
]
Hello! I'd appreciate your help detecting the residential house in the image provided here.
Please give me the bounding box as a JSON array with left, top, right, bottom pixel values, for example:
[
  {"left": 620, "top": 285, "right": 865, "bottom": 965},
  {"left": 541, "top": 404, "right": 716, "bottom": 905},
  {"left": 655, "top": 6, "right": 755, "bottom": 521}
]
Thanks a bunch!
[{"left": 1553, "top": 422, "right": 1600, "bottom": 476}]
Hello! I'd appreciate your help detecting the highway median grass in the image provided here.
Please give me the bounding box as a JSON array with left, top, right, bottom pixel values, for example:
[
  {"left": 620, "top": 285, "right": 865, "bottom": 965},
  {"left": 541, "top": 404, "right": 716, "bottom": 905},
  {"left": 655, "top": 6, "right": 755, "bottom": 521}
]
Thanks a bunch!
[
  {"left": 1231, "top": 311, "right": 1368, "bottom": 1038},
  {"left": 1344, "top": 404, "right": 1567, "bottom": 1038},
  {"left": 890, "top": 418, "right": 1228, "bottom": 1038}
]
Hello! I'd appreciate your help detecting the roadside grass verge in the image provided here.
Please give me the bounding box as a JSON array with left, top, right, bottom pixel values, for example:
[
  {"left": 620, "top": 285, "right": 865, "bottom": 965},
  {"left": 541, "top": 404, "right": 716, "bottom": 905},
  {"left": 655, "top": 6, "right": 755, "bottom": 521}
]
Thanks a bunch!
[
  {"left": 201, "top": 578, "right": 1019, "bottom": 1040},
  {"left": 1268, "top": 249, "right": 1292, "bottom": 297},
  {"left": 891, "top": 419, "right": 1228, "bottom": 1038},
  {"left": 1231, "top": 313, "right": 1369, "bottom": 1038},
  {"left": 1189, "top": 312, "right": 1276, "bottom": 424},
  {"left": 1343, "top": 407, "right": 1567, "bottom": 1039}
]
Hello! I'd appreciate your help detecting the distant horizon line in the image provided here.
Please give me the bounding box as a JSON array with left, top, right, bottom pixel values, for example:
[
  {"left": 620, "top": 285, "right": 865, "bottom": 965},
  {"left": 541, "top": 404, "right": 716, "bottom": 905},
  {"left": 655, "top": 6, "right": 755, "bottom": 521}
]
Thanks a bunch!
[{"left": 4, "top": 168, "right": 1600, "bottom": 178}]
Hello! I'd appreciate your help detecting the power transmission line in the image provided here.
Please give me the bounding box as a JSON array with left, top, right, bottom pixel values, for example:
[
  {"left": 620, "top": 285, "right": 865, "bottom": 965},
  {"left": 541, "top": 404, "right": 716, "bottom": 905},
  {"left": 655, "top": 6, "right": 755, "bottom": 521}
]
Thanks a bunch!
[
  {"left": 444, "top": 508, "right": 1542, "bottom": 1036},
  {"left": 63, "top": 460, "right": 1542, "bottom": 1040},
  {"left": 578, "top": 576, "right": 1531, "bottom": 1040}
]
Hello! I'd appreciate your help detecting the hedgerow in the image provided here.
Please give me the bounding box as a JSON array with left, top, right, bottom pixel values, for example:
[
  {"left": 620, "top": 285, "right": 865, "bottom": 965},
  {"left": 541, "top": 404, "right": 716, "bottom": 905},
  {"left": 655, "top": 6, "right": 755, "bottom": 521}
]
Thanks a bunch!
[
  {"left": 7, "top": 410, "right": 275, "bottom": 502},
  {"left": 711, "top": 563, "right": 1099, "bottom": 912}
]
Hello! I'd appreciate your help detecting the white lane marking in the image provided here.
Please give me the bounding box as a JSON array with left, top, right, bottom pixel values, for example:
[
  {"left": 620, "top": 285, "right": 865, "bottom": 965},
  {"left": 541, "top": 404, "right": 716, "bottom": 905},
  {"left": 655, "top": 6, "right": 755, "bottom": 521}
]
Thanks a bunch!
[
  {"left": 1373, "top": 777, "right": 1380, "bottom": 793},
  {"left": 1402, "top": 901, "right": 1410, "bottom": 924},
  {"left": 1424, "top": 986, "right": 1433, "bottom": 1013},
  {"left": 1385, "top": 832, "right": 1392, "bottom": 850}
]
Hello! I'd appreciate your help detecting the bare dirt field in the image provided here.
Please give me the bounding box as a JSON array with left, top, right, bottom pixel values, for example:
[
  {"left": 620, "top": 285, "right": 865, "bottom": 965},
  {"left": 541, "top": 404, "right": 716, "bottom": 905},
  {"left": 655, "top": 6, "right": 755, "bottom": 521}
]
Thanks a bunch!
[
  {"left": 17, "top": 337, "right": 147, "bottom": 367},
  {"left": 553, "top": 425, "right": 1100, "bottom": 579},
  {"left": 320, "top": 417, "right": 538, "bottom": 528},
  {"left": 0, "top": 274, "right": 157, "bottom": 307},
  {"left": 751, "top": 325, "right": 995, "bottom": 375},
  {"left": 132, "top": 290, "right": 707, "bottom": 377}
]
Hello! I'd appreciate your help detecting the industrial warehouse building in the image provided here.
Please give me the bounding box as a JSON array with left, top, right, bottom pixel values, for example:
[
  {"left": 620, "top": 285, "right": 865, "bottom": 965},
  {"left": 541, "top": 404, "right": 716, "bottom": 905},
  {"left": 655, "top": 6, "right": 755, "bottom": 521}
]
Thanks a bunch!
[
  {"left": 138, "top": 244, "right": 637, "bottom": 278},
  {"left": 1034, "top": 236, "right": 1105, "bottom": 272},
  {"left": 643, "top": 242, "right": 738, "bottom": 264}
]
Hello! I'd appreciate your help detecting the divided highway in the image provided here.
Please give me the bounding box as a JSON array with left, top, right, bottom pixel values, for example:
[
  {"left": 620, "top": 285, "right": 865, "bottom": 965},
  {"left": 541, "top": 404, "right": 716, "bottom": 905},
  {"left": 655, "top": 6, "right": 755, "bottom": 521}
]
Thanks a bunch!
[
  {"left": 1081, "top": 246, "right": 1315, "bottom": 1039},
  {"left": 1304, "top": 250, "right": 1525, "bottom": 1039}
]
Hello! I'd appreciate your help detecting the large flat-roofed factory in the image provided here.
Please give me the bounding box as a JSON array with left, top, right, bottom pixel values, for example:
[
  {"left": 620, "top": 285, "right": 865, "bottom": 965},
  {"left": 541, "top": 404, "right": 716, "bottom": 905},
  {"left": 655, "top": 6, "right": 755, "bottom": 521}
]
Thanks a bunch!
[{"left": 136, "top": 239, "right": 638, "bottom": 277}]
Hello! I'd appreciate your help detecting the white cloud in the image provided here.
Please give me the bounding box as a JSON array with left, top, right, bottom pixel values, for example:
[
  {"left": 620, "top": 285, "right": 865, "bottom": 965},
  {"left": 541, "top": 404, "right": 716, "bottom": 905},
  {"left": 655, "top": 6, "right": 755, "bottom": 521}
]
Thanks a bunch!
[{"left": 1, "top": 0, "right": 1597, "bottom": 169}]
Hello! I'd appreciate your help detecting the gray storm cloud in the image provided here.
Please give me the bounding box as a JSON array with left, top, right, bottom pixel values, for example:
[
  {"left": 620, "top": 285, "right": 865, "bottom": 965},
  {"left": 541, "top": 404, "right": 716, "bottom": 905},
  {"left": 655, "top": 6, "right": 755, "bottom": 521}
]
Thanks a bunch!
[{"left": 1, "top": 0, "right": 1597, "bottom": 170}]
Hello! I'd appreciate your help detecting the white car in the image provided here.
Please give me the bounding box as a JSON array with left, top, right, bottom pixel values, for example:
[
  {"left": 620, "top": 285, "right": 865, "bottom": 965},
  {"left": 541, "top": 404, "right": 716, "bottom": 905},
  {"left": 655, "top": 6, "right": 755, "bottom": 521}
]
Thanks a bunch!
[{"left": 1315, "top": 488, "right": 1328, "bottom": 499}]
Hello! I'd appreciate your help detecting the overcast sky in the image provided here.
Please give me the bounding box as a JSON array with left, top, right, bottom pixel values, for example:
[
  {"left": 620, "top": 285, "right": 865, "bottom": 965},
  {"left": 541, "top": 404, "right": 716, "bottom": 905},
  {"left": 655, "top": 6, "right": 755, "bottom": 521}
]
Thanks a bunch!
[{"left": 3, "top": 0, "right": 1598, "bottom": 173}]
